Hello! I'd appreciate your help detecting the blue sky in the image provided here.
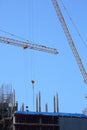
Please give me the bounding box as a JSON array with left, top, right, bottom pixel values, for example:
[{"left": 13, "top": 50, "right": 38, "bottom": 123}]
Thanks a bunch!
[{"left": 0, "top": 0, "right": 87, "bottom": 113}]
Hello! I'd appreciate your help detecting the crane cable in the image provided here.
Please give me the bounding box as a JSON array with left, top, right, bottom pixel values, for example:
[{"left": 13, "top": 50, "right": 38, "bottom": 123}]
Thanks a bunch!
[
  {"left": 0, "top": 28, "right": 29, "bottom": 42},
  {"left": 60, "top": 0, "right": 87, "bottom": 48}
]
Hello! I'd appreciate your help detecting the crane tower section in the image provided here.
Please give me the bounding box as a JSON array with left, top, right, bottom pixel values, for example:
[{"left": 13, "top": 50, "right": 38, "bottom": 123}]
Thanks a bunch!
[{"left": 52, "top": 0, "right": 87, "bottom": 83}]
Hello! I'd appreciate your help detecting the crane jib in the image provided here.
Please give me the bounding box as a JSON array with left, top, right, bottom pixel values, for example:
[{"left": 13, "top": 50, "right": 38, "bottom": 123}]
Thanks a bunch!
[
  {"left": 0, "top": 36, "right": 58, "bottom": 54},
  {"left": 52, "top": 0, "right": 87, "bottom": 83}
]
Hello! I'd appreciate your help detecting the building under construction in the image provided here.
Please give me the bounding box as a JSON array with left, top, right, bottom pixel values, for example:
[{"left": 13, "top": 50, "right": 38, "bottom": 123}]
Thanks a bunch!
[
  {"left": 0, "top": 85, "right": 87, "bottom": 130},
  {"left": 13, "top": 92, "right": 87, "bottom": 130},
  {"left": 0, "top": 84, "right": 18, "bottom": 130},
  {"left": 13, "top": 111, "right": 87, "bottom": 130}
]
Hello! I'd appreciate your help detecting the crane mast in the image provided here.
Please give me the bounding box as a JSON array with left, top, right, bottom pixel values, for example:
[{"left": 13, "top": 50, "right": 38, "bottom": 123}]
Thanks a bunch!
[
  {"left": 52, "top": 0, "right": 87, "bottom": 83},
  {"left": 0, "top": 36, "right": 58, "bottom": 54}
]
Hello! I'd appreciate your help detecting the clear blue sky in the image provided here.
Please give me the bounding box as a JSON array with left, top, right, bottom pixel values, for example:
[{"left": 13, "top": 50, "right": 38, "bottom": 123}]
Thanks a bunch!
[{"left": 0, "top": 0, "right": 87, "bottom": 113}]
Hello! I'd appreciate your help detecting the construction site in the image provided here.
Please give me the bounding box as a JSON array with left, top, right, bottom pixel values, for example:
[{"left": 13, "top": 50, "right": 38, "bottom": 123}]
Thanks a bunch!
[
  {"left": 0, "top": 85, "right": 87, "bottom": 130},
  {"left": 0, "top": 0, "right": 87, "bottom": 129}
]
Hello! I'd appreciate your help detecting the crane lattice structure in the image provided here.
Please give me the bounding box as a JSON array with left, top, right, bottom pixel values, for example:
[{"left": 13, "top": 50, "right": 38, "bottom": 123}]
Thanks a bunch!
[
  {"left": 52, "top": 0, "right": 87, "bottom": 83},
  {"left": 0, "top": 36, "right": 58, "bottom": 54}
]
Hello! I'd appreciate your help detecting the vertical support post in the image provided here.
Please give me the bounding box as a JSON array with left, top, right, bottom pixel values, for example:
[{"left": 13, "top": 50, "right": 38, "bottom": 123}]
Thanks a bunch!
[
  {"left": 54, "top": 93, "right": 59, "bottom": 112},
  {"left": 36, "top": 94, "right": 38, "bottom": 112},
  {"left": 54, "top": 95, "right": 56, "bottom": 112},
  {"left": 13, "top": 115, "right": 15, "bottom": 130},
  {"left": 31, "top": 80, "right": 35, "bottom": 110},
  {"left": 39, "top": 91, "right": 41, "bottom": 112},
  {"left": 45, "top": 103, "right": 48, "bottom": 112},
  {"left": 56, "top": 93, "right": 59, "bottom": 112}
]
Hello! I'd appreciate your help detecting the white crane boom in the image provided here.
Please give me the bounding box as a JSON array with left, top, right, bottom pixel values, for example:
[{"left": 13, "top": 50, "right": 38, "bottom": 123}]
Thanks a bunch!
[
  {"left": 0, "top": 36, "right": 58, "bottom": 54},
  {"left": 52, "top": 0, "right": 87, "bottom": 83}
]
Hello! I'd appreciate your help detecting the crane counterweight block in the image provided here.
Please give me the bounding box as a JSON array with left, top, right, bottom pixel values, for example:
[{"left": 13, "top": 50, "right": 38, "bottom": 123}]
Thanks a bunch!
[{"left": 0, "top": 36, "right": 58, "bottom": 54}]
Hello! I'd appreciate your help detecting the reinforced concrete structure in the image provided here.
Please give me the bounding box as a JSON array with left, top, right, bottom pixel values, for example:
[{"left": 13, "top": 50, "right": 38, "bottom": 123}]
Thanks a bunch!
[
  {"left": 13, "top": 111, "right": 87, "bottom": 130},
  {"left": 0, "top": 84, "right": 18, "bottom": 130}
]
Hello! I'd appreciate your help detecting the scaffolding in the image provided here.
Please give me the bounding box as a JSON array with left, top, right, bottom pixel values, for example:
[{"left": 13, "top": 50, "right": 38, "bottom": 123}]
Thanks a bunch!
[
  {"left": 0, "top": 84, "right": 18, "bottom": 130},
  {"left": 0, "top": 84, "right": 13, "bottom": 104}
]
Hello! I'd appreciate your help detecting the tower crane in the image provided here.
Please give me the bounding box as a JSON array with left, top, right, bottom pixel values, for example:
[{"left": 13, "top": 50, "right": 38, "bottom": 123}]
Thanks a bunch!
[
  {"left": 52, "top": 0, "right": 87, "bottom": 83},
  {"left": 0, "top": 36, "right": 58, "bottom": 54}
]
